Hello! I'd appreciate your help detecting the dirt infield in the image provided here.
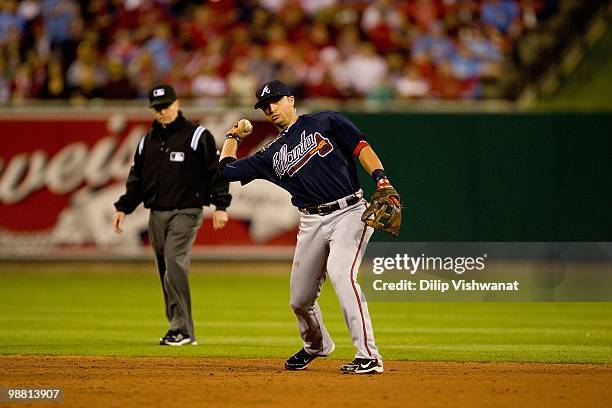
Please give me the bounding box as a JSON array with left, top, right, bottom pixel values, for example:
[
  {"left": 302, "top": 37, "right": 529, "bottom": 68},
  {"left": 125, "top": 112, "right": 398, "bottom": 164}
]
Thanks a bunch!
[{"left": 1, "top": 356, "right": 611, "bottom": 408}]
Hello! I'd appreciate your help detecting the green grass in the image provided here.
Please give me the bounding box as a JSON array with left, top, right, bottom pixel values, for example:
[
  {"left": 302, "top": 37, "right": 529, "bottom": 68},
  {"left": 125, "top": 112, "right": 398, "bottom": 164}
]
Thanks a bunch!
[{"left": 1, "top": 262, "right": 611, "bottom": 363}]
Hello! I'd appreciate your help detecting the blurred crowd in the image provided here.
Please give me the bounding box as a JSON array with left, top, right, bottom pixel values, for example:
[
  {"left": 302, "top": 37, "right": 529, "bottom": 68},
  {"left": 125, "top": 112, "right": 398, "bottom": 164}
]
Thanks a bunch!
[{"left": 0, "top": 0, "right": 562, "bottom": 105}]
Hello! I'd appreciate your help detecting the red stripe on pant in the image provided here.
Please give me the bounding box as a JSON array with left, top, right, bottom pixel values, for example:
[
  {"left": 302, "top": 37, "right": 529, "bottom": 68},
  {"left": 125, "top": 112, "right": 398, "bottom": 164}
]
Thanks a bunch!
[{"left": 350, "top": 224, "right": 372, "bottom": 357}]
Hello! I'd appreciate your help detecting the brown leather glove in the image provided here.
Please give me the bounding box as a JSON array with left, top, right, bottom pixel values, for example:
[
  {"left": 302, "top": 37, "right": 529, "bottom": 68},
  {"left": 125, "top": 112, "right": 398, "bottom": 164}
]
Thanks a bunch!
[{"left": 361, "top": 182, "right": 402, "bottom": 238}]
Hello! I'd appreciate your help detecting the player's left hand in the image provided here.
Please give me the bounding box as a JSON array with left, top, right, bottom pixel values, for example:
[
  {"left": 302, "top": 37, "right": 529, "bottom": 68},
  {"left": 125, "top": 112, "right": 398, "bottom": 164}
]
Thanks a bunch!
[
  {"left": 362, "top": 179, "right": 402, "bottom": 238},
  {"left": 112, "top": 211, "right": 125, "bottom": 234},
  {"left": 376, "top": 178, "right": 400, "bottom": 207},
  {"left": 213, "top": 210, "right": 229, "bottom": 230}
]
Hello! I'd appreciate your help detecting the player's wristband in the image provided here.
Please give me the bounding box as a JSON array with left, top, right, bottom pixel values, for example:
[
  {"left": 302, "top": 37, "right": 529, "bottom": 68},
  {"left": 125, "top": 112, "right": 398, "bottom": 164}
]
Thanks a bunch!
[
  {"left": 225, "top": 133, "right": 242, "bottom": 144},
  {"left": 372, "top": 169, "right": 386, "bottom": 182}
]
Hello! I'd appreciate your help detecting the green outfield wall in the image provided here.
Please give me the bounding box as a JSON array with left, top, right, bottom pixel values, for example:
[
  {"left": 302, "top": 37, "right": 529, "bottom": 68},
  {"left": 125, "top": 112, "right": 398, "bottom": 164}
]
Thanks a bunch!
[{"left": 346, "top": 113, "right": 612, "bottom": 242}]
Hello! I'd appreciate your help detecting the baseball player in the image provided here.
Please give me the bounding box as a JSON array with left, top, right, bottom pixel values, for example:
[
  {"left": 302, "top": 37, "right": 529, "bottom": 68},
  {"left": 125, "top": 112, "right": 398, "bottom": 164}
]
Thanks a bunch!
[
  {"left": 218, "top": 80, "right": 401, "bottom": 374},
  {"left": 112, "top": 84, "right": 231, "bottom": 346}
]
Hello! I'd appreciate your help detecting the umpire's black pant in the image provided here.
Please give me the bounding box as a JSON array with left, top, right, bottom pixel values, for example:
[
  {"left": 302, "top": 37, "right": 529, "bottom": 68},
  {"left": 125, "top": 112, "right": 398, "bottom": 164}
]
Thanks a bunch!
[{"left": 149, "top": 208, "right": 203, "bottom": 341}]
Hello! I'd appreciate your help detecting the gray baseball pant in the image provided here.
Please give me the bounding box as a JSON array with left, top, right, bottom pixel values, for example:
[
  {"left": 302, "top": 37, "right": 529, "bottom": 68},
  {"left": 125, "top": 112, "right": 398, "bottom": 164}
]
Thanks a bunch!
[
  {"left": 148, "top": 208, "right": 203, "bottom": 341},
  {"left": 290, "top": 200, "right": 382, "bottom": 363}
]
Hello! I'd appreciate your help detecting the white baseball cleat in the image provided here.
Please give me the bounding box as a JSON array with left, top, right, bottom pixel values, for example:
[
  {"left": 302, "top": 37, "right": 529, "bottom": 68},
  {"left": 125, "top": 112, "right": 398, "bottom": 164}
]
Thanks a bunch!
[
  {"left": 159, "top": 330, "right": 196, "bottom": 346},
  {"left": 340, "top": 358, "right": 384, "bottom": 374}
]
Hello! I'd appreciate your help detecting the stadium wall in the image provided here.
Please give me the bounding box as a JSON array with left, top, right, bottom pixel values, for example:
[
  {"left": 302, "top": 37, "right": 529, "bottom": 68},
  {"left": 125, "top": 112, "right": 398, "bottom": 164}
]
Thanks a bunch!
[
  {"left": 1, "top": 110, "right": 611, "bottom": 259},
  {"left": 349, "top": 112, "right": 612, "bottom": 242}
]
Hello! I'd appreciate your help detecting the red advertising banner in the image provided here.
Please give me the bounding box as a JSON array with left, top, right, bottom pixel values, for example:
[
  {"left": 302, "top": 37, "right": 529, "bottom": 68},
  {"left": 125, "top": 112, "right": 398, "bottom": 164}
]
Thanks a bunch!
[{"left": 0, "top": 110, "right": 298, "bottom": 259}]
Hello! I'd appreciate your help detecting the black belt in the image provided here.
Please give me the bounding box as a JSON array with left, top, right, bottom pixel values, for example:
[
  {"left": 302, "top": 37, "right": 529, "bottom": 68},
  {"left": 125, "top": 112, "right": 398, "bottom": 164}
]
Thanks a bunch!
[{"left": 300, "top": 195, "right": 360, "bottom": 216}]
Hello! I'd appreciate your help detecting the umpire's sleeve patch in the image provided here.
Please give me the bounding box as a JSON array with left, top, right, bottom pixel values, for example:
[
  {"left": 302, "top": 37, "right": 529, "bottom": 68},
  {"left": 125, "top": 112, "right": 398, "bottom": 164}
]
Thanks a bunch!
[
  {"left": 138, "top": 135, "right": 145, "bottom": 155},
  {"left": 191, "top": 126, "right": 206, "bottom": 150}
]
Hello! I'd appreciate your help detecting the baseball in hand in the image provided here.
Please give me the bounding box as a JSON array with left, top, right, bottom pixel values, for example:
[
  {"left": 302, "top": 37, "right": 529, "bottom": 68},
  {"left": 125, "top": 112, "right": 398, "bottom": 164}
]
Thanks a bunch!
[{"left": 238, "top": 119, "right": 253, "bottom": 136}]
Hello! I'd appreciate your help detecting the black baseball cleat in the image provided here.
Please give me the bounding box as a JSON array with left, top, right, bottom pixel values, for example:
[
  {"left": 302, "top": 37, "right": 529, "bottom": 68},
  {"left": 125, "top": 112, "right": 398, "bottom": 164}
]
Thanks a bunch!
[
  {"left": 340, "top": 358, "right": 383, "bottom": 374},
  {"left": 159, "top": 330, "right": 197, "bottom": 346},
  {"left": 285, "top": 348, "right": 320, "bottom": 370}
]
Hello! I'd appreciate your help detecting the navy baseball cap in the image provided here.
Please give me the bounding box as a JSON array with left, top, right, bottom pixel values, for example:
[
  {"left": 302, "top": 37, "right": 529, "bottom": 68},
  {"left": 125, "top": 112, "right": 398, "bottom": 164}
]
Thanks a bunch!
[
  {"left": 148, "top": 84, "right": 177, "bottom": 108},
  {"left": 254, "top": 80, "right": 292, "bottom": 109}
]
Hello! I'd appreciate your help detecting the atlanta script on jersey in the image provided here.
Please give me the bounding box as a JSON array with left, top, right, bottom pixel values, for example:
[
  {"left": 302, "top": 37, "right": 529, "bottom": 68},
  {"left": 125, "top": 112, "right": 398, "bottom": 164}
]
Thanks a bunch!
[
  {"left": 223, "top": 111, "right": 370, "bottom": 208},
  {"left": 273, "top": 131, "right": 333, "bottom": 177}
]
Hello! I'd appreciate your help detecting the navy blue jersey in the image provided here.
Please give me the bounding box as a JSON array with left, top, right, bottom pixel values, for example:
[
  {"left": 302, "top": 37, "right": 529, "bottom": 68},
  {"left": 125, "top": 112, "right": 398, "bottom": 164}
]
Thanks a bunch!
[{"left": 224, "top": 111, "right": 369, "bottom": 208}]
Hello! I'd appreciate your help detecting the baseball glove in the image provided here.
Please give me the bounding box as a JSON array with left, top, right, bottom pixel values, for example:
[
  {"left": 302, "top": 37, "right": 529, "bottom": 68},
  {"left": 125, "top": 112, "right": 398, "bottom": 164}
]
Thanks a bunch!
[{"left": 361, "top": 187, "right": 402, "bottom": 238}]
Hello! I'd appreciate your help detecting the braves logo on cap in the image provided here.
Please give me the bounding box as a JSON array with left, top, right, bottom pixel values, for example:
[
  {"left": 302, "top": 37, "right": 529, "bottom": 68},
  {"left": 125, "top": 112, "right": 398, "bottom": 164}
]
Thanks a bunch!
[{"left": 261, "top": 85, "right": 270, "bottom": 97}]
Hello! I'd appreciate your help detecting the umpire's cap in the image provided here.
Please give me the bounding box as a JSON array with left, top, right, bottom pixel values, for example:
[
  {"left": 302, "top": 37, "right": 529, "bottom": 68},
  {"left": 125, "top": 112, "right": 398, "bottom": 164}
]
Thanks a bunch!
[
  {"left": 254, "top": 80, "right": 292, "bottom": 109},
  {"left": 148, "top": 84, "right": 177, "bottom": 108}
]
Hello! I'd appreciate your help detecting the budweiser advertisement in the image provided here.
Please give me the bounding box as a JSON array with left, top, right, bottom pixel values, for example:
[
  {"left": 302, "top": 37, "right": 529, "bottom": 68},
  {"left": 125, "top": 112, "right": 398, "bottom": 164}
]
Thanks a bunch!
[{"left": 0, "top": 110, "right": 299, "bottom": 259}]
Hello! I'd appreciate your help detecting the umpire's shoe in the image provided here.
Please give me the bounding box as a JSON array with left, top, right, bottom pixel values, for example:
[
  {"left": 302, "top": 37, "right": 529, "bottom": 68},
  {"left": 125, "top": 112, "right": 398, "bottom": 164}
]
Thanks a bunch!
[
  {"left": 159, "top": 330, "right": 197, "bottom": 346},
  {"left": 285, "top": 348, "right": 321, "bottom": 370},
  {"left": 340, "top": 358, "right": 383, "bottom": 374}
]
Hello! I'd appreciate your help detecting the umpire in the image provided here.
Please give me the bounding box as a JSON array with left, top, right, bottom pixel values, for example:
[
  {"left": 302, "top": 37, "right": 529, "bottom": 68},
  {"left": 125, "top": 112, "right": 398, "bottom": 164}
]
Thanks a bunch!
[{"left": 112, "top": 84, "right": 231, "bottom": 346}]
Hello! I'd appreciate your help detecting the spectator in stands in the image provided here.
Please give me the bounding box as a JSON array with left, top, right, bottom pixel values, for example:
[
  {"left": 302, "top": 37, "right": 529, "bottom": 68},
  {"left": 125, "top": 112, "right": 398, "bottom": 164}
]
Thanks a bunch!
[
  {"left": 83, "top": 0, "right": 113, "bottom": 43},
  {"left": 298, "top": 0, "right": 337, "bottom": 16},
  {"left": 1, "top": 24, "right": 21, "bottom": 74},
  {"left": 10, "top": 63, "right": 33, "bottom": 103},
  {"left": 450, "top": 42, "right": 483, "bottom": 80},
  {"left": 163, "top": 59, "right": 192, "bottom": 99},
  {"left": 412, "top": 49, "right": 437, "bottom": 86},
  {"left": 259, "top": 0, "right": 286, "bottom": 14},
  {"left": 144, "top": 23, "right": 175, "bottom": 75},
  {"left": 101, "top": 57, "right": 137, "bottom": 99},
  {"left": 362, "top": 0, "right": 403, "bottom": 33},
  {"left": 0, "top": 57, "right": 9, "bottom": 103},
  {"left": 394, "top": 62, "right": 430, "bottom": 99},
  {"left": 17, "top": 0, "right": 41, "bottom": 24},
  {"left": 329, "top": 2, "right": 360, "bottom": 32},
  {"left": 248, "top": 6, "right": 274, "bottom": 44},
  {"left": 409, "top": 0, "right": 443, "bottom": 30},
  {"left": 3, "top": 0, "right": 563, "bottom": 103},
  {"left": 367, "top": 76, "right": 394, "bottom": 101},
  {"left": 0, "top": 0, "right": 25, "bottom": 45},
  {"left": 41, "top": 0, "right": 78, "bottom": 48},
  {"left": 186, "top": 5, "right": 219, "bottom": 49},
  {"left": 362, "top": 0, "right": 405, "bottom": 53},
  {"left": 275, "top": 48, "right": 309, "bottom": 99},
  {"left": 24, "top": 49, "right": 46, "bottom": 96},
  {"left": 279, "top": 5, "right": 308, "bottom": 43},
  {"left": 265, "top": 23, "right": 292, "bottom": 63},
  {"left": 461, "top": 23, "right": 502, "bottom": 63},
  {"left": 304, "top": 65, "right": 344, "bottom": 100},
  {"left": 430, "top": 61, "right": 466, "bottom": 99},
  {"left": 442, "top": 0, "right": 479, "bottom": 31},
  {"left": 245, "top": 45, "right": 275, "bottom": 84},
  {"left": 192, "top": 66, "right": 227, "bottom": 99},
  {"left": 519, "top": 0, "right": 539, "bottom": 30},
  {"left": 227, "top": 57, "right": 257, "bottom": 104},
  {"left": 28, "top": 20, "right": 51, "bottom": 63},
  {"left": 226, "top": 25, "right": 252, "bottom": 63},
  {"left": 412, "top": 22, "right": 456, "bottom": 65},
  {"left": 127, "top": 49, "right": 157, "bottom": 97},
  {"left": 480, "top": 0, "right": 520, "bottom": 34},
  {"left": 308, "top": 20, "right": 331, "bottom": 51},
  {"left": 386, "top": 52, "right": 407, "bottom": 85},
  {"left": 66, "top": 41, "right": 106, "bottom": 99},
  {"left": 38, "top": 55, "right": 69, "bottom": 99},
  {"left": 106, "top": 29, "right": 138, "bottom": 68},
  {"left": 343, "top": 42, "right": 388, "bottom": 97}
]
